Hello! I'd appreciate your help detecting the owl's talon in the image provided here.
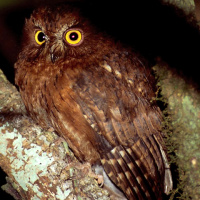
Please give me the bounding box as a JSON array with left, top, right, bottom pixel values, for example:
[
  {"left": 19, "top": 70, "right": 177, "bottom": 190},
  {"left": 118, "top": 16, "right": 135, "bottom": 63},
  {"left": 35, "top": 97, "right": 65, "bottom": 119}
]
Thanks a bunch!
[
  {"left": 97, "top": 175, "right": 104, "bottom": 187},
  {"left": 88, "top": 171, "right": 104, "bottom": 186},
  {"left": 67, "top": 162, "right": 104, "bottom": 186}
]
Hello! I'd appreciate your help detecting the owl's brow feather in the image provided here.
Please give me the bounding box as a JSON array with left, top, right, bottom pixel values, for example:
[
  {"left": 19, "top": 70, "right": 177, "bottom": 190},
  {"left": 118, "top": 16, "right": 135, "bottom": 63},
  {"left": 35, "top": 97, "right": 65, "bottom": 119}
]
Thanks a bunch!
[{"left": 45, "top": 17, "right": 78, "bottom": 32}]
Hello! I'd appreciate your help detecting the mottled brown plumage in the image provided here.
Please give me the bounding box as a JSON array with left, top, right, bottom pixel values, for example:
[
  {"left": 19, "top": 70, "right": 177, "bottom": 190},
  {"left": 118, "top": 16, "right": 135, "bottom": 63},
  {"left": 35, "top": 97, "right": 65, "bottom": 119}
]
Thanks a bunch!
[{"left": 15, "top": 4, "right": 172, "bottom": 199}]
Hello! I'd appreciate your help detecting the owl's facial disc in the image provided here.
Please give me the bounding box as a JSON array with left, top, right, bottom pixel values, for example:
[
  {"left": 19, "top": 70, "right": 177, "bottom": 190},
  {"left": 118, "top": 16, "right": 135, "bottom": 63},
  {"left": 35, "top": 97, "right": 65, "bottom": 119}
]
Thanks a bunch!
[{"left": 34, "top": 26, "right": 85, "bottom": 63}]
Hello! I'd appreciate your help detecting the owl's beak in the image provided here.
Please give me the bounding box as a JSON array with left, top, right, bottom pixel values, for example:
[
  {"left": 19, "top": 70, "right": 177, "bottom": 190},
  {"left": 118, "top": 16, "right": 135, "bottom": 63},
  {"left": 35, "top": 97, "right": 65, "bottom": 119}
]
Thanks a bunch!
[
  {"left": 49, "top": 45, "right": 58, "bottom": 63},
  {"left": 50, "top": 53, "right": 56, "bottom": 63}
]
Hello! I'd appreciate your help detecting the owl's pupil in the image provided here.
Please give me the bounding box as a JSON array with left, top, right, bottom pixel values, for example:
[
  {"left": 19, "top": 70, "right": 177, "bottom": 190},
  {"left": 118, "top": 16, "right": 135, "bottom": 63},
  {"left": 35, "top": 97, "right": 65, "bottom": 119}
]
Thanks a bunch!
[
  {"left": 70, "top": 32, "right": 78, "bottom": 41},
  {"left": 38, "top": 32, "right": 45, "bottom": 42}
]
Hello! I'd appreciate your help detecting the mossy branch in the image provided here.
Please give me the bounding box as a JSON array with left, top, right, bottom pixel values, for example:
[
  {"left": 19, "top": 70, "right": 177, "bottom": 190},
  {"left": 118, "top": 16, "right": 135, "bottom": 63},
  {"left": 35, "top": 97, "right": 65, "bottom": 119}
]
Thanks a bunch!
[{"left": 153, "top": 63, "right": 200, "bottom": 200}]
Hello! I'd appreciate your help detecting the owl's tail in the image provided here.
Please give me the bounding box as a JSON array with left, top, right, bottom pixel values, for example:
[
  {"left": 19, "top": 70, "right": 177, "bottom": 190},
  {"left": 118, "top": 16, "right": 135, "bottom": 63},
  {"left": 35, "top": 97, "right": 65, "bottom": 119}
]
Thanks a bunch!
[{"left": 101, "top": 135, "right": 172, "bottom": 200}]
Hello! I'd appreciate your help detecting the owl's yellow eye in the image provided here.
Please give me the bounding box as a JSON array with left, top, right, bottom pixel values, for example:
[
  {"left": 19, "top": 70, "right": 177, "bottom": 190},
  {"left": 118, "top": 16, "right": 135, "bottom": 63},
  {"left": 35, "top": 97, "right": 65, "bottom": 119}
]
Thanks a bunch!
[
  {"left": 65, "top": 29, "right": 83, "bottom": 46},
  {"left": 35, "top": 30, "right": 46, "bottom": 45}
]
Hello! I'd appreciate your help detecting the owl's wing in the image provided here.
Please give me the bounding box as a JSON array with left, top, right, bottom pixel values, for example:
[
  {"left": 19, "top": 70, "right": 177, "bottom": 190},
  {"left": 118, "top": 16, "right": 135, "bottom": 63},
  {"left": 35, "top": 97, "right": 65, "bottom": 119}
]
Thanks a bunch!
[{"left": 68, "top": 52, "right": 172, "bottom": 199}]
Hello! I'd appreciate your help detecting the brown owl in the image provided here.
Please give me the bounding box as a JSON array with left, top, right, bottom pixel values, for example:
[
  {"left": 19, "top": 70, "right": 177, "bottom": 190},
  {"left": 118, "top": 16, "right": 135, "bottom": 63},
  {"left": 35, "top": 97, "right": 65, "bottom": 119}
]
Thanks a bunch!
[{"left": 15, "top": 4, "right": 172, "bottom": 200}]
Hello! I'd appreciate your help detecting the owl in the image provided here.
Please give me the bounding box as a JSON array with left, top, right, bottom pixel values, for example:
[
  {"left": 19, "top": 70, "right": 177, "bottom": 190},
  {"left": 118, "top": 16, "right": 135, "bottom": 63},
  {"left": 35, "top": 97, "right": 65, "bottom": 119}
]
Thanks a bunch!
[{"left": 15, "top": 4, "right": 172, "bottom": 200}]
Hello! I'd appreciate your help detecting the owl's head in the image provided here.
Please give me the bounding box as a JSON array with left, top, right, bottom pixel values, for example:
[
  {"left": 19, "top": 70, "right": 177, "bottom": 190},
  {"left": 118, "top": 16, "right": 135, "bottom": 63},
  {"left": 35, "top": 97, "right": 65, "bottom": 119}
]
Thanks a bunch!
[{"left": 19, "top": 4, "right": 112, "bottom": 65}]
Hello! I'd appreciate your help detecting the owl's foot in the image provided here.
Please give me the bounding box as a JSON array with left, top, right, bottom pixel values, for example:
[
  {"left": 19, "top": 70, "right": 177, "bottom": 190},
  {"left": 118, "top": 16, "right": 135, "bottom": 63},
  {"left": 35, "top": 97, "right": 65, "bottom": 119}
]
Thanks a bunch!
[
  {"left": 86, "top": 164, "right": 104, "bottom": 186},
  {"left": 66, "top": 162, "right": 104, "bottom": 186}
]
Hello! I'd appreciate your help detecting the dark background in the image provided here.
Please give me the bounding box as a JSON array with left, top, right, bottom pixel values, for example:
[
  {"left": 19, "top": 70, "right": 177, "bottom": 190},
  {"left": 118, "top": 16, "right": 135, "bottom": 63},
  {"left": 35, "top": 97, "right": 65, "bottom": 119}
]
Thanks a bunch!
[{"left": 0, "top": 0, "right": 200, "bottom": 199}]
